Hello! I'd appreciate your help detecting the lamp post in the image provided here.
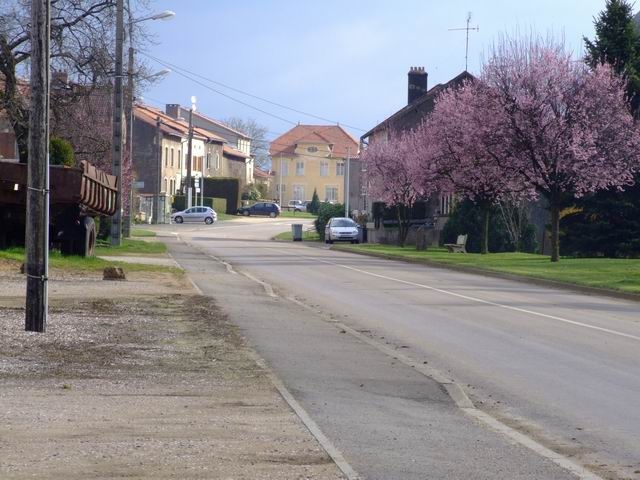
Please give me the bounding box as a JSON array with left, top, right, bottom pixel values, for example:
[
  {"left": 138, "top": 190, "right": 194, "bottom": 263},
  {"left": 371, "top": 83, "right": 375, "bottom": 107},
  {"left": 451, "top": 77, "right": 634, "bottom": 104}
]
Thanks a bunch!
[{"left": 111, "top": 3, "right": 174, "bottom": 245}]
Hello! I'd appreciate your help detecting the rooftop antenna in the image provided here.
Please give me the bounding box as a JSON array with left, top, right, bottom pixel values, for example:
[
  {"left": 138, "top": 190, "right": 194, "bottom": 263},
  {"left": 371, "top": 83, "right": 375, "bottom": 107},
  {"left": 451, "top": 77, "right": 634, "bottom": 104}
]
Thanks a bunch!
[{"left": 448, "top": 12, "right": 479, "bottom": 71}]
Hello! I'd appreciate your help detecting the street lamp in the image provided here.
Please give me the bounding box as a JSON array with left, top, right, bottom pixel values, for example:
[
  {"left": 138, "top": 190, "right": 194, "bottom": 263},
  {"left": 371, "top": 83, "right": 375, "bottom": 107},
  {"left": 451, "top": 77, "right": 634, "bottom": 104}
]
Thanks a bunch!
[{"left": 111, "top": 1, "right": 174, "bottom": 245}]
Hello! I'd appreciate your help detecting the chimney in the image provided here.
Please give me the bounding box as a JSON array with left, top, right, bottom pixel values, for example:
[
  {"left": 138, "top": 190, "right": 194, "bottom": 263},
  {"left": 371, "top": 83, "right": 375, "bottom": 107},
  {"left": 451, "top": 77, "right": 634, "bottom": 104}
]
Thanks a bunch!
[
  {"left": 407, "top": 66, "right": 428, "bottom": 104},
  {"left": 165, "top": 104, "right": 180, "bottom": 119}
]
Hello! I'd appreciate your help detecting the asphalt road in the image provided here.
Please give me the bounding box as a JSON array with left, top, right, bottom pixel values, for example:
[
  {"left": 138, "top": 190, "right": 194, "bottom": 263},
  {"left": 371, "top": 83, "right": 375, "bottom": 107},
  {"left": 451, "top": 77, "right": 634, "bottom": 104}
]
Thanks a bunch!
[{"left": 155, "top": 218, "right": 640, "bottom": 479}]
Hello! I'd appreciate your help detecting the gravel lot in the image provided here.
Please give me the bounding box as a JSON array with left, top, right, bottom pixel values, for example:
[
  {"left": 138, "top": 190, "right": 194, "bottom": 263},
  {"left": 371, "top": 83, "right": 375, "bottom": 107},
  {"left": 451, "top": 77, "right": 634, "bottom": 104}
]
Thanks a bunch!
[{"left": 0, "top": 262, "right": 344, "bottom": 479}]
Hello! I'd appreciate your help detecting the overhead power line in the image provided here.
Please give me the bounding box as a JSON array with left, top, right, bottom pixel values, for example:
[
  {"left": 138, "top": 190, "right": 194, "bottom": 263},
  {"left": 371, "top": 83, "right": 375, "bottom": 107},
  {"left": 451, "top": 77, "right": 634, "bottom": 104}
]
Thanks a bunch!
[{"left": 140, "top": 51, "right": 367, "bottom": 132}]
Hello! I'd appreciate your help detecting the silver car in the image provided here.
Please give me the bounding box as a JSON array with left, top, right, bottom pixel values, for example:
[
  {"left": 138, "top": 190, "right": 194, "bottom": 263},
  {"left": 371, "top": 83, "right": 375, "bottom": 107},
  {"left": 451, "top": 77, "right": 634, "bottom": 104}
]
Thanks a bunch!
[
  {"left": 325, "top": 217, "right": 359, "bottom": 244},
  {"left": 171, "top": 206, "right": 217, "bottom": 224}
]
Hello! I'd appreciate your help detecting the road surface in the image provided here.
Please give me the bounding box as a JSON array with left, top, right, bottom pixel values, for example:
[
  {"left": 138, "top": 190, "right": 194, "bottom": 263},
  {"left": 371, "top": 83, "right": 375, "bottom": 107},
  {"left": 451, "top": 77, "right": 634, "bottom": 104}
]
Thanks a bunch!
[{"left": 154, "top": 218, "right": 640, "bottom": 479}]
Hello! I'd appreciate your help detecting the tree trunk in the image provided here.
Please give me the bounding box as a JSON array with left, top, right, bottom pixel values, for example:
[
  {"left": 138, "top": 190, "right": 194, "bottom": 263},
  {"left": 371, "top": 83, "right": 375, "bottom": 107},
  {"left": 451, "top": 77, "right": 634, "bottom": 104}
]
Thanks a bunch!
[
  {"left": 481, "top": 206, "right": 490, "bottom": 254},
  {"left": 550, "top": 205, "right": 560, "bottom": 262}
]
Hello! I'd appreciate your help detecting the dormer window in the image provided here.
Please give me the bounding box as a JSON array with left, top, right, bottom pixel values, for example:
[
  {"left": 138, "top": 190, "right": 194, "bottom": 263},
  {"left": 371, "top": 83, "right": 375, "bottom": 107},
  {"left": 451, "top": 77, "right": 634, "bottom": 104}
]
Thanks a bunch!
[{"left": 307, "top": 146, "right": 318, "bottom": 153}]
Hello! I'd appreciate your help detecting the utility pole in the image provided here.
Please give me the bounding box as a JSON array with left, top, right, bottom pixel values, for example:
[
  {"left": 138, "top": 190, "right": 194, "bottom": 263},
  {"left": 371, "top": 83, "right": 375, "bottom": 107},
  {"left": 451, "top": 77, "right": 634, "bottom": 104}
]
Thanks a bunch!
[
  {"left": 186, "top": 96, "right": 195, "bottom": 208},
  {"left": 123, "top": 0, "right": 134, "bottom": 238},
  {"left": 110, "top": 0, "right": 124, "bottom": 245},
  {"left": 278, "top": 153, "right": 283, "bottom": 205},
  {"left": 345, "top": 147, "right": 351, "bottom": 217},
  {"left": 25, "top": 0, "right": 50, "bottom": 332},
  {"left": 448, "top": 12, "right": 479, "bottom": 71}
]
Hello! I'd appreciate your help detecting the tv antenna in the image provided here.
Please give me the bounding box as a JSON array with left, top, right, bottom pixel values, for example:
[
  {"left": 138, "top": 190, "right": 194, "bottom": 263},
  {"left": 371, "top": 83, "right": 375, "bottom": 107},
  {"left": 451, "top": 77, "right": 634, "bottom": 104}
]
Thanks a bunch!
[{"left": 448, "top": 12, "right": 479, "bottom": 71}]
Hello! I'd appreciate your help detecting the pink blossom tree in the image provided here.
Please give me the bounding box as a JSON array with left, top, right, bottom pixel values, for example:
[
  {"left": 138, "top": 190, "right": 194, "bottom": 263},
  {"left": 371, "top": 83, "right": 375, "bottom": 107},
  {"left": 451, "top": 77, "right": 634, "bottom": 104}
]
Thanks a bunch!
[
  {"left": 361, "top": 129, "right": 438, "bottom": 246},
  {"left": 418, "top": 79, "right": 533, "bottom": 254},
  {"left": 443, "top": 36, "right": 640, "bottom": 261}
]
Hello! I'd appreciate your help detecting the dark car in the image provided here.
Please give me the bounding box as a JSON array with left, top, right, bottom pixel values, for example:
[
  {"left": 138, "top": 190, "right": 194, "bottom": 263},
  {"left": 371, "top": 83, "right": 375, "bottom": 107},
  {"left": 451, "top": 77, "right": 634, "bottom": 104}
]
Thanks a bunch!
[{"left": 237, "top": 201, "right": 281, "bottom": 218}]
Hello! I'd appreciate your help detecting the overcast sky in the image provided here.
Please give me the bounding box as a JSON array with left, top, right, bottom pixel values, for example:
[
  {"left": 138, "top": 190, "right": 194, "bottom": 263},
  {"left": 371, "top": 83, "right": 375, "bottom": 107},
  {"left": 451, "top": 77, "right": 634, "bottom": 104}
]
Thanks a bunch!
[{"left": 138, "top": 0, "right": 608, "bottom": 144}]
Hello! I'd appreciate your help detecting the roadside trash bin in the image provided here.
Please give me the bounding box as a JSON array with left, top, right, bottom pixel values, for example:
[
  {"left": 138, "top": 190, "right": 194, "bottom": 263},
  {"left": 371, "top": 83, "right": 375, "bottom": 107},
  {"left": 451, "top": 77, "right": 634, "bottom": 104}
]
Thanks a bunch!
[
  {"left": 292, "top": 223, "right": 303, "bottom": 241},
  {"left": 358, "top": 225, "right": 367, "bottom": 244}
]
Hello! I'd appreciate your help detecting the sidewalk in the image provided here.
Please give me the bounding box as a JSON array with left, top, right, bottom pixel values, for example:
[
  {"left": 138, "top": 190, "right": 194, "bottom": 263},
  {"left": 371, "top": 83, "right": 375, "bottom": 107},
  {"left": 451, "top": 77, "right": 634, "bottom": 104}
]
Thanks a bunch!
[{"left": 0, "top": 264, "right": 345, "bottom": 479}]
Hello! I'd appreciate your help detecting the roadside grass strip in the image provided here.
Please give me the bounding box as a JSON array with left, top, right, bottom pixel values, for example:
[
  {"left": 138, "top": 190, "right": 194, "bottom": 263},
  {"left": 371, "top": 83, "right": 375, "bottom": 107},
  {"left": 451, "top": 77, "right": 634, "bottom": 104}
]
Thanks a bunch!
[{"left": 334, "top": 245, "right": 640, "bottom": 295}]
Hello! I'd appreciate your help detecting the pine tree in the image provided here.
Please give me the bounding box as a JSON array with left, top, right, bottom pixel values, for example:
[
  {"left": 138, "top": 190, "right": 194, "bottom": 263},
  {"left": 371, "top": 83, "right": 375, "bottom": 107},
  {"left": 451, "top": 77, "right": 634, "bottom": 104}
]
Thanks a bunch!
[
  {"left": 566, "top": 0, "right": 640, "bottom": 258},
  {"left": 584, "top": 0, "right": 640, "bottom": 113}
]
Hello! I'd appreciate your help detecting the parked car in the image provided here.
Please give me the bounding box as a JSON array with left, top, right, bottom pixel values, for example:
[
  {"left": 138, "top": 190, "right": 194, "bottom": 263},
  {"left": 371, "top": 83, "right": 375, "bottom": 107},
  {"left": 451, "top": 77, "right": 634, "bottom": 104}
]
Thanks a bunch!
[
  {"left": 287, "top": 199, "right": 307, "bottom": 212},
  {"left": 171, "top": 206, "right": 217, "bottom": 224},
  {"left": 237, "top": 201, "right": 281, "bottom": 218},
  {"left": 325, "top": 217, "right": 359, "bottom": 244}
]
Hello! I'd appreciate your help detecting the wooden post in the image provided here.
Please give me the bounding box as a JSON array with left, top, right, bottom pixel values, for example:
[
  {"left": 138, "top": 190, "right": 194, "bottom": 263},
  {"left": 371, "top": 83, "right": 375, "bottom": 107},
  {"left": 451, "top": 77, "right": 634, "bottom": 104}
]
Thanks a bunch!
[{"left": 25, "top": 0, "right": 50, "bottom": 332}]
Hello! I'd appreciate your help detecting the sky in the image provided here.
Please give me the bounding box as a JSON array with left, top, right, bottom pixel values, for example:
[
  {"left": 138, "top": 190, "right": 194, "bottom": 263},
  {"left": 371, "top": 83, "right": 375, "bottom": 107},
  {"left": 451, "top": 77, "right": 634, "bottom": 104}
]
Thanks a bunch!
[{"left": 138, "top": 0, "right": 609, "bottom": 147}]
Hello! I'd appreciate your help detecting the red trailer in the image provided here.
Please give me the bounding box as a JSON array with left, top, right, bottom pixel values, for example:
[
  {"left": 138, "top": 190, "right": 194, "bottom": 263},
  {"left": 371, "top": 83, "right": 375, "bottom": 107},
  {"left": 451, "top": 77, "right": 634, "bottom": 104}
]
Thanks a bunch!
[{"left": 0, "top": 160, "right": 118, "bottom": 256}]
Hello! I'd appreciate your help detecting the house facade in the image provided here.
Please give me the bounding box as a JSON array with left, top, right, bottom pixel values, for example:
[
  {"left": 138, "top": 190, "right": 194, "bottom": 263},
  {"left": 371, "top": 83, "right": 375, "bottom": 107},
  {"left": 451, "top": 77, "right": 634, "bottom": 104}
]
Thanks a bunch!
[
  {"left": 268, "top": 125, "right": 359, "bottom": 205},
  {"left": 0, "top": 112, "right": 17, "bottom": 161},
  {"left": 165, "top": 104, "right": 254, "bottom": 187},
  {"left": 360, "top": 67, "right": 474, "bottom": 243},
  {"left": 132, "top": 104, "right": 226, "bottom": 223}
]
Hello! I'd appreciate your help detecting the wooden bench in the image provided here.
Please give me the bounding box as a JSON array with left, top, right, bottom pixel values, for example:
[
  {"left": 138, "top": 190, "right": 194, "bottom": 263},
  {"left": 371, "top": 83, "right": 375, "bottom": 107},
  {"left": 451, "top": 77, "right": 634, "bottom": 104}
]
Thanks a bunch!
[{"left": 444, "top": 234, "right": 468, "bottom": 253}]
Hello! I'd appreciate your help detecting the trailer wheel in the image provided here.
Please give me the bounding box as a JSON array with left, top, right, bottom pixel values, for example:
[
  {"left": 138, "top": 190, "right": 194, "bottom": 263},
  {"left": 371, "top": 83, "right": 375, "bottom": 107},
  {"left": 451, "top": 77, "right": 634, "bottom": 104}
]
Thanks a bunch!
[
  {"left": 83, "top": 217, "right": 96, "bottom": 257},
  {"left": 67, "top": 217, "right": 96, "bottom": 257}
]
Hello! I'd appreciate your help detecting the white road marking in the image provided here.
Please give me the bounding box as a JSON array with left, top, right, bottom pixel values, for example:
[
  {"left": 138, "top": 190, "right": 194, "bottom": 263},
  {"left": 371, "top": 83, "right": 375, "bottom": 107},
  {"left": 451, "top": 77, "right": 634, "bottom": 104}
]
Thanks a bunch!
[
  {"left": 277, "top": 249, "right": 640, "bottom": 343},
  {"left": 247, "top": 350, "right": 363, "bottom": 480},
  {"left": 177, "top": 238, "right": 612, "bottom": 479}
]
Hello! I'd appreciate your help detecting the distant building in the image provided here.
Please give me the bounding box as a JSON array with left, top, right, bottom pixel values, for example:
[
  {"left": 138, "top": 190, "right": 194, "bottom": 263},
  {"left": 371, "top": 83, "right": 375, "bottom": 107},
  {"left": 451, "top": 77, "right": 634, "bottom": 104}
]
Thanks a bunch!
[
  {"left": 360, "top": 67, "right": 474, "bottom": 242},
  {"left": 165, "top": 104, "right": 253, "bottom": 185},
  {"left": 269, "top": 125, "right": 358, "bottom": 205}
]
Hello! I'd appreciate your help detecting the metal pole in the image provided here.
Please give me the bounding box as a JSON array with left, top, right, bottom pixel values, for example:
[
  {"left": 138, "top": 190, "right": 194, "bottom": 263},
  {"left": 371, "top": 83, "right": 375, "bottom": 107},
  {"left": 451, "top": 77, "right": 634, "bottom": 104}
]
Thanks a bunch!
[
  {"left": 186, "top": 105, "right": 193, "bottom": 208},
  {"left": 345, "top": 147, "right": 350, "bottom": 217},
  {"left": 279, "top": 153, "right": 283, "bottom": 205},
  {"left": 110, "top": 0, "right": 124, "bottom": 245},
  {"left": 25, "top": 0, "right": 50, "bottom": 332},
  {"left": 123, "top": 0, "right": 134, "bottom": 237}
]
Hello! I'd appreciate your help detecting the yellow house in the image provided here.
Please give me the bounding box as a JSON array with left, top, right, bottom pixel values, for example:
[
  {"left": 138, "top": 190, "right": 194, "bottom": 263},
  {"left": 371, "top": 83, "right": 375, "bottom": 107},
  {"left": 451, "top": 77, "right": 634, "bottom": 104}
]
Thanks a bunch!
[{"left": 269, "top": 125, "right": 359, "bottom": 204}]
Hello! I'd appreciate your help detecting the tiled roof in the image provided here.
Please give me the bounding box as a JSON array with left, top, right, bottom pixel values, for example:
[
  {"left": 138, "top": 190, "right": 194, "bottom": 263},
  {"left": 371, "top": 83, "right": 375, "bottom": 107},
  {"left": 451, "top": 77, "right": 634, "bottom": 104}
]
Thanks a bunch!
[
  {"left": 361, "top": 71, "right": 475, "bottom": 139},
  {"left": 269, "top": 124, "right": 358, "bottom": 158},
  {"left": 134, "top": 104, "right": 225, "bottom": 143},
  {"left": 223, "top": 145, "right": 250, "bottom": 160},
  {"left": 253, "top": 167, "right": 273, "bottom": 178}
]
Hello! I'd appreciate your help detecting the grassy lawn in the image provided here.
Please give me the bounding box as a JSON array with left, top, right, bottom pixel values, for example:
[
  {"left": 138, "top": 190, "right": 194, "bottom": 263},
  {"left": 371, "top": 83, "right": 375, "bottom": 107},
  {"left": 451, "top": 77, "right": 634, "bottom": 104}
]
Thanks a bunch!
[
  {"left": 279, "top": 211, "right": 317, "bottom": 219},
  {"left": 130, "top": 228, "right": 156, "bottom": 237},
  {"left": 0, "top": 246, "right": 179, "bottom": 273},
  {"left": 95, "top": 238, "right": 166, "bottom": 256},
  {"left": 335, "top": 244, "right": 640, "bottom": 295},
  {"left": 274, "top": 228, "right": 321, "bottom": 241}
]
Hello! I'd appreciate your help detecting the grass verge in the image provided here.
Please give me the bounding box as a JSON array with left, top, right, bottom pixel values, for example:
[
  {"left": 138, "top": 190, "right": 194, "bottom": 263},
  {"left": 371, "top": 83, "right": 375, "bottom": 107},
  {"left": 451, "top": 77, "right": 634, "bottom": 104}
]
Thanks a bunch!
[
  {"left": 334, "top": 244, "right": 640, "bottom": 295},
  {"left": 1, "top": 240, "right": 178, "bottom": 274},
  {"left": 130, "top": 228, "right": 156, "bottom": 237},
  {"left": 274, "top": 228, "right": 320, "bottom": 241},
  {"left": 95, "top": 238, "right": 166, "bottom": 256},
  {"left": 279, "top": 211, "right": 316, "bottom": 219}
]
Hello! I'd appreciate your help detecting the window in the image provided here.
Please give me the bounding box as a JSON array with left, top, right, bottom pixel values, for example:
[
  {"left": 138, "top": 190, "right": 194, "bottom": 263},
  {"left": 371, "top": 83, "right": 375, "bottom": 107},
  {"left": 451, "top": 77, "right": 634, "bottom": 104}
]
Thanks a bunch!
[
  {"left": 170, "top": 148, "right": 174, "bottom": 167},
  {"left": 293, "top": 185, "right": 305, "bottom": 201},
  {"left": 325, "top": 186, "right": 338, "bottom": 203},
  {"left": 279, "top": 161, "right": 289, "bottom": 177},
  {"left": 441, "top": 194, "right": 455, "bottom": 215},
  {"left": 178, "top": 149, "right": 182, "bottom": 169},
  {"left": 336, "top": 161, "right": 345, "bottom": 176},
  {"left": 320, "top": 161, "right": 329, "bottom": 177},
  {"left": 215, "top": 152, "right": 220, "bottom": 170},
  {"left": 206, "top": 152, "right": 211, "bottom": 169},
  {"left": 296, "top": 160, "right": 304, "bottom": 176},
  {"left": 276, "top": 184, "right": 286, "bottom": 193},
  {"left": 307, "top": 146, "right": 318, "bottom": 153},
  {"left": 164, "top": 147, "right": 168, "bottom": 167},
  {"left": 163, "top": 177, "right": 168, "bottom": 193}
]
